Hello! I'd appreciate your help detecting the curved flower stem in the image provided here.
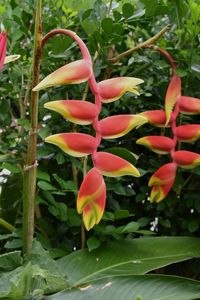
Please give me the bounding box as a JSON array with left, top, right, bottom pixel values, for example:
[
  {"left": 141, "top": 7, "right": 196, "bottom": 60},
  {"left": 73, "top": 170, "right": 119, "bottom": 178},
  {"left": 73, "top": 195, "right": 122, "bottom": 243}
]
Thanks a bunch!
[
  {"left": 145, "top": 45, "right": 177, "bottom": 73},
  {"left": 22, "top": 0, "right": 42, "bottom": 255},
  {"left": 42, "top": 29, "right": 92, "bottom": 63}
]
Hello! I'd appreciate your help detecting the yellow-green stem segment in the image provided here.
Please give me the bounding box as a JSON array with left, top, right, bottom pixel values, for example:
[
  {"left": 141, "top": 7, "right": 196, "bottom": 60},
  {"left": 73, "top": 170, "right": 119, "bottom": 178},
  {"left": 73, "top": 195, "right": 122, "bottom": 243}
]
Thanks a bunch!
[
  {"left": 0, "top": 217, "right": 15, "bottom": 232},
  {"left": 22, "top": 0, "right": 42, "bottom": 255}
]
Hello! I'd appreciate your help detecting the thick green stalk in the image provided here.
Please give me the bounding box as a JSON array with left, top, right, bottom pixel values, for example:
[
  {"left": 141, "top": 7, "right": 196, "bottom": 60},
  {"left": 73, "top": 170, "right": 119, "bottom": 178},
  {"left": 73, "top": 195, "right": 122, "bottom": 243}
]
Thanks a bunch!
[{"left": 22, "top": 0, "right": 42, "bottom": 255}]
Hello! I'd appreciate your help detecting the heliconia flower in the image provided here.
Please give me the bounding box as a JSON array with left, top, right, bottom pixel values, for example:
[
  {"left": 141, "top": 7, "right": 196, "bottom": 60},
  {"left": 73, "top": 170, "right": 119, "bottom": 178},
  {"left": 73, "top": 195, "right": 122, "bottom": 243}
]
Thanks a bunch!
[
  {"left": 139, "top": 110, "right": 168, "bottom": 127},
  {"left": 149, "top": 163, "right": 177, "bottom": 187},
  {"left": 32, "top": 59, "right": 92, "bottom": 92},
  {"left": 45, "top": 133, "right": 97, "bottom": 157},
  {"left": 150, "top": 179, "right": 175, "bottom": 203},
  {"left": 175, "top": 124, "right": 200, "bottom": 142},
  {"left": 93, "top": 152, "right": 140, "bottom": 177},
  {"left": 98, "top": 77, "right": 144, "bottom": 103},
  {"left": 136, "top": 136, "right": 175, "bottom": 154},
  {"left": 172, "top": 150, "right": 200, "bottom": 169},
  {"left": 44, "top": 100, "right": 98, "bottom": 125},
  {"left": 165, "top": 75, "right": 181, "bottom": 125},
  {"left": 0, "top": 32, "right": 7, "bottom": 72},
  {"left": 178, "top": 96, "right": 200, "bottom": 115},
  {"left": 77, "top": 168, "right": 106, "bottom": 231},
  {"left": 99, "top": 114, "right": 147, "bottom": 139}
]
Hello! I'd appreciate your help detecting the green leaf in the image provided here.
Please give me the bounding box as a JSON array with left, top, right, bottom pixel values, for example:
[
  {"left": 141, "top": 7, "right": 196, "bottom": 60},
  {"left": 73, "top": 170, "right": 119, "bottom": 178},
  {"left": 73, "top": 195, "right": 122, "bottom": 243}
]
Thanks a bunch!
[
  {"left": 101, "top": 17, "right": 113, "bottom": 34},
  {"left": 37, "top": 170, "right": 50, "bottom": 182},
  {"left": 188, "top": 219, "right": 199, "bottom": 233},
  {"left": 52, "top": 174, "right": 77, "bottom": 193},
  {"left": 122, "top": 3, "right": 134, "bottom": 19},
  {"left": 37, "top": 181, "right": 58, "bottom": 191},
  {"left": 2, "top": 162, "right": 21, "bottom": 174},
  {"left": 4, "top": 239, "right": 23, "bottom": 249},
  {"left": 27, "top": 240, "right": 69, "bottom": 293},
  {"left": 114, "top": 209, "right": 131, "bottom": 220},
  {"left": 56, "top": 237, "right": 200, "bottom": 285},
  {"left": 114, "top": 184, "right": 135, "bottom": 196},
  {"left": 45, "top": 275, "right": 200, "bottom": 300},
  {"left": 48, "top": 202, "right": 68, "bottom": 222},
  {"left": 0, "top": 251, "right": 22, "bottom": 273},
  {"left": 87, "top": 237, "right": 101, "bottom": 252},
  {"left": 0, "top": 264, "right": 32, "bottom": 299},
  {"left": 122, "top": 221, "right": 140, "bottom": 233},
  {"left": 104, "top": 147, "right": 138, "bottom": 165},
  {"left": 142, "top": 0, "right": 158, "bottom": 17}
]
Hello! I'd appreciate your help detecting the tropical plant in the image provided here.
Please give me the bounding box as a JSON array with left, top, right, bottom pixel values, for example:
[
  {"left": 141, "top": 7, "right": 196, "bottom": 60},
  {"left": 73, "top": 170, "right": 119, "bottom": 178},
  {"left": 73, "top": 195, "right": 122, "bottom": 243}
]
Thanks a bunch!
[{"left": 0, "top": 0, "right": 200, "bottom": 299}]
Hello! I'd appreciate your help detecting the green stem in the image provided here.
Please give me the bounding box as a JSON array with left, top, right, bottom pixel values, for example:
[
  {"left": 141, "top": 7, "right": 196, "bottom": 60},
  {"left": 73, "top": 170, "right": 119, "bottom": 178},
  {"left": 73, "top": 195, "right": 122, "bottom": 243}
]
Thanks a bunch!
[
  {"left": 22, "top": 0, "right": 42, "bottom": 255},
  {"left": 0, "top": 217, "right": 15, "bottom": 232}
]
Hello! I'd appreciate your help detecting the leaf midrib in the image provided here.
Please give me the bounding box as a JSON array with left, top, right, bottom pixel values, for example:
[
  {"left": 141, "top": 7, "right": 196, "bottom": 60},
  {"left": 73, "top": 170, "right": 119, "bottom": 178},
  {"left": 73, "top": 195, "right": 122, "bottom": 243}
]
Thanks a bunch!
[{"left": 72, "top": 252, "right": 193, "bottom": 286}]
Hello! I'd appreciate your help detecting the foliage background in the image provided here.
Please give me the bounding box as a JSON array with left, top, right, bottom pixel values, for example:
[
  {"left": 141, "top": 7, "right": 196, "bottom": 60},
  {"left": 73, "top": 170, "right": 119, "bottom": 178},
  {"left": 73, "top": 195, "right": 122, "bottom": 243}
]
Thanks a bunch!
[{"left": 0, "top": 0, "right": 200, "bottom": 270}]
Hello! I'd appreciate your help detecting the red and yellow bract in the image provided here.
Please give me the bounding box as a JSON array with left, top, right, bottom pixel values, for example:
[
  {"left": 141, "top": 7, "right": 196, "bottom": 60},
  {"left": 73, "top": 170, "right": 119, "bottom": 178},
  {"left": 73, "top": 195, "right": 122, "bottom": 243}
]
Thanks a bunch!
[
  {"left": 136, "top": 136, "right": 175, "bottom": 154},
  {"left": 175, "top": 124, "right": 200, "bottom": 142},
  {"left": 172, "top": 151, "right": 200, "bottom": 169},
  {"left": 178, "top": 96, "right": 200, "bottom": 115},
  {"left": 165, "top": 74, "right": 181, "bottom": 125},
  {"left": 45, "top": 133, "right": 97, "bottom": 157},
  {"left": 139, "top": 110, "right": 167, "bottom": 127},
  {"left": 98, "top": 77, "right": 144, "bottom": 103},
  {"left": 149, "top": 163, "right": 177, "bottom": 186},
  {"left": 44, "top": 100, "right": 98, "bottom": 125},
  {"left": 93, "top": 152, "right": 140, "bottom": 177},
  {"left": 99, "top": 114, "right": 147, "bottom": 139},
  {"left": 33, "top": 59, "right": 92, "bottom": 91},
  {"left": 77, "top": 168, "right": 106, "bottom": 231}
]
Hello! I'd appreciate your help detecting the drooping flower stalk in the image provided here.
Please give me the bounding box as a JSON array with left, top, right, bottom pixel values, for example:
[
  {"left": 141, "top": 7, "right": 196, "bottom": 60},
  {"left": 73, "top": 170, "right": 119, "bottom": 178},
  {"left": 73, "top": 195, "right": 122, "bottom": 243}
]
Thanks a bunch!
[
  {"left": 34, "top": 29, "right": 144, "bottom": 231},
  {"left": 134, "top": 46, "right": 200, "bottom": 202}
]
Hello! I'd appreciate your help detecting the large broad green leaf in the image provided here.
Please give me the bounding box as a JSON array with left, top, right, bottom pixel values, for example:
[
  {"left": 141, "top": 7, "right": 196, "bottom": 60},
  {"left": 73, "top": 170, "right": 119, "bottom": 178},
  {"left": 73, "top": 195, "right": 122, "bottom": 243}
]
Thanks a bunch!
[
  {"left": 57, "top": 237, "right": 200, "bottom": 285},
  {"left": 45, "top": 275, "right": 200, "bottom": 300}
]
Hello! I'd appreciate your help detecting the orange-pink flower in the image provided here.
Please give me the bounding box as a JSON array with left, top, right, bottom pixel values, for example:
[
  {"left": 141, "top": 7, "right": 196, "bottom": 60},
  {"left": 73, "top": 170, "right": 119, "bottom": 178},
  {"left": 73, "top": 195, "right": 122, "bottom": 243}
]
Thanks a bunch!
[
  {"left": 172, "top": 150, "right": 200, "bottom": 169},
  {"left": 99, "top": 114, "right": 147, "bottom": 139},
  {"left": 0, "top": 32, "right": 7, "bottom": 72},
  {"left": 178, "top": 96, "right": 200, "bottom": 115},
  {"left": 175, "top": 124, "right": 200, "bottom": 142},
  {"left": 44, "top": 100, "right": 98, "bottom": 125},
  {"left": 149, "top": 163, "right": 177, "bottom": 203},
  {"left": 98, "top": 77, "right": 144, "bottom": 103},
  {"left": 93, "top": 151, "right": 140, "bottom": 177},
  {"left": 77, "top": 168, "right": 106, "bottom": 231},
  {"left": 33, "top": 59, "right": 92, "bottom": 91},
  {"left": 45, "top": 133, "right": 97, "bottom": 157},
  {"left": 136, "top": 136, "right": 175, "bottom": 154},
  {"left": 165, "top": 75, "right": 181, "bottom": 125}
]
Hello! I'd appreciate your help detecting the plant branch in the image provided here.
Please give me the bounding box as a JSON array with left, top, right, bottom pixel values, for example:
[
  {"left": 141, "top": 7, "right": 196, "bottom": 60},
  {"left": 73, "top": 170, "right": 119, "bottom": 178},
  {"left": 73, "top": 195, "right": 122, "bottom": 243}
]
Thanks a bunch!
[
  {"left": 22, "top": 0, "right": 42, "bottom": 255},
  {"left": 0, "top": 217, "right": 15, "bottom": 232},
  {"left": 110, "top": 25, "right": 170, "bottom": 63}
]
